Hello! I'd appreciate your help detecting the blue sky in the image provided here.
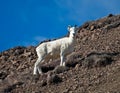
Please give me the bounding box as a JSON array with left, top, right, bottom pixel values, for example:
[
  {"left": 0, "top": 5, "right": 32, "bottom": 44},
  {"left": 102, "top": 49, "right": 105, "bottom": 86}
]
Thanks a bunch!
[{"left": 0, "top": 0, "right": 120, "bottom": 52}]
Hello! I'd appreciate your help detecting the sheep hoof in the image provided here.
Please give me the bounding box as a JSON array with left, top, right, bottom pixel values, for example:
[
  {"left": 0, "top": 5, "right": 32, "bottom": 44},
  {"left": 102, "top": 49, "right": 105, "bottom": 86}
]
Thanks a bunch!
[
  {"left": 38, "top": 72, "right": 43, "bottom": 75},
  {"left": 33, "top": 72, "right": 37, "bottom": 75},
  {"left": 32, "top": 74, "right": 39, "bottom": 83},
  {"left": 63, "top": 63, "right": 66, "bottom": 66},
  {"left": 60, "top": 62, "right": 66, "bottom": 66},
  {"left": 60, "top": 63, "right": 63, "bottom": 66},
  {"left": 38, "top": 70, "right": 43, "bottom": 75}
]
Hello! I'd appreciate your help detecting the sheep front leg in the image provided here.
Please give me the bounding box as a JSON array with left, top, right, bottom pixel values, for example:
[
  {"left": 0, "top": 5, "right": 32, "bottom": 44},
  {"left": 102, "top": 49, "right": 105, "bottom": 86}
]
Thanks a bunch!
[
  {"left": 60, "top": 55, "right": 63, "bottom": 66},
  {"left": 60, "top": 52, "right": 65, "bottom": 66},
  {"left": 62, "top": 60, "right": 66, "bottom": 66}
]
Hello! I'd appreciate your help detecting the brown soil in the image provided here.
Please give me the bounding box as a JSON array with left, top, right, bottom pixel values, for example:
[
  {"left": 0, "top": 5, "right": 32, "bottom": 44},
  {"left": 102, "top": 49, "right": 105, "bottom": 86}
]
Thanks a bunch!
[{"left": 0, "top": 14, "right": 120, "bottom": 93}]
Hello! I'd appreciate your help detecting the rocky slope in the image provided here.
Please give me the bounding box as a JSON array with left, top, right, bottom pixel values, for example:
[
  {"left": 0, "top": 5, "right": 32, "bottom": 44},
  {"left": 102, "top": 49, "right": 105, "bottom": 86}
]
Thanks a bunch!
[{"left": 0, "top": 14, "right": 120, "bottom": 93}]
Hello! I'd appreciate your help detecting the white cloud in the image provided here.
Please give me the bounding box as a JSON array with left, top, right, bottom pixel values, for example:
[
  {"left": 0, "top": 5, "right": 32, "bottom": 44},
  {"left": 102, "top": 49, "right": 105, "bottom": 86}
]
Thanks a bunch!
[
  {"left": 21, "top": 36, "right": 48, "bottom": 46},
  {"left": 34, "top": 36, "right": 48, "bottom": 42}
]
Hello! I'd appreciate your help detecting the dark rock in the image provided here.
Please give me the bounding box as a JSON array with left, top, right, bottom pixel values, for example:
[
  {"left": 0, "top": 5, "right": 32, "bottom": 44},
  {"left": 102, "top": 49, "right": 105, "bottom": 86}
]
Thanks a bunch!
[
  {"left": 53, "top": 66, "right": 69, "bottom": 74},
  {"left": 0, "top": 71, "right": 8, "bottom": 80},
  {"left": 82, "top": 22, "right": 90, "bottom": 28},
  {"left": 47, "top": 72, "right": 62, "bottom": 85},
  {"left": 108, "top": 14, "right": 114, "bottom": 17},
  {"left": 40, "top": 79, "right": 47, "bottom": 87}
]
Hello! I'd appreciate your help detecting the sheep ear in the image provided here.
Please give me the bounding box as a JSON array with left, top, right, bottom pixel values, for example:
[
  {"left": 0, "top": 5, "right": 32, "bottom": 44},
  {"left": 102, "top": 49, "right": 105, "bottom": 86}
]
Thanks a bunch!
[
  {"left": 67, "top": 25, "right": 71, "bottom": 31},
  {"left": 74, "top": 25, "right": 77, "bottom": 27}
]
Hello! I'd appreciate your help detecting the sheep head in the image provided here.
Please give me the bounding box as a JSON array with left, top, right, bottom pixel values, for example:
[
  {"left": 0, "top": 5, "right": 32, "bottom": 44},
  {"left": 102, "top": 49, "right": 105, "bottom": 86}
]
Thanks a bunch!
[{"left": 67, "top": 25, "right": 78, "bottom": 37}]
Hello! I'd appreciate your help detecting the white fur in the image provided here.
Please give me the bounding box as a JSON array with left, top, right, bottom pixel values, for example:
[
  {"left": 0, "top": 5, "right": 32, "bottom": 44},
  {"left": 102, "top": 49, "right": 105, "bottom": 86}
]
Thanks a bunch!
[{"left": 33, "top": 25, "right": 77, "bottom": 75}]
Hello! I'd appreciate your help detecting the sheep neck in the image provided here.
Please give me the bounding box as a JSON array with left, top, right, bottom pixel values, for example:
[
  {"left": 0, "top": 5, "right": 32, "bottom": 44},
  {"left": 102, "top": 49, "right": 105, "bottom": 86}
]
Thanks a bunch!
[{"left": 69, "top": 33, "right": 75, "bottom": 43}]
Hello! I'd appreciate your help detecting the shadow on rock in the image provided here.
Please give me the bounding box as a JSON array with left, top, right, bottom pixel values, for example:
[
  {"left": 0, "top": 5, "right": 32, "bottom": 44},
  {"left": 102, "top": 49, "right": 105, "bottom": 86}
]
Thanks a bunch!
[
  {"left": 66, "top": 52, "right": 82, "bottom": 67},
  {"left": 3, "top": 82, "right": 23, "bottom": 93},
  {"left": 47, "top": 72, "right": 62, "bottom": 85},
  {"left": 0, "top": 71, "right": 8, "bottom": 80},
  {"left": 41, "top": 66, "right": 55, "bottom": 73},
  {"left": 53, "top": 66, "right": 69, "bottom": 74}
]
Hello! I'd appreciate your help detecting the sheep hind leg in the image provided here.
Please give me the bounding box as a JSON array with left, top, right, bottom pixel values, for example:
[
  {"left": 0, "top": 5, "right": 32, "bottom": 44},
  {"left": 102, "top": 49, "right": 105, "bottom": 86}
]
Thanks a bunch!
[
  {"left": 60, "top": 52, "right": 65, "bottom": 66},
  {"left": 60, "top": 56, "right": 63, "bottom": 66},
  {"left": 33, "top": 57, "right": 43, "bottom": 75},
  {"left": 62, "top": 60, "right": 66, "bottom": 66}
]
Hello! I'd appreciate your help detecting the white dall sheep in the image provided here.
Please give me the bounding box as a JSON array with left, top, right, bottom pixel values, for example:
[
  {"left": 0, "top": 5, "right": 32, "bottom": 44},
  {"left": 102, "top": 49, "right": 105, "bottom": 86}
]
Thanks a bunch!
[{"left": 33, "top": 25, "right": 78, "bottom": 75}]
